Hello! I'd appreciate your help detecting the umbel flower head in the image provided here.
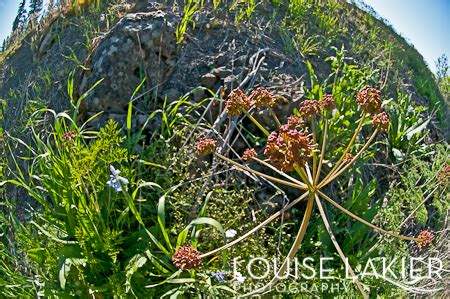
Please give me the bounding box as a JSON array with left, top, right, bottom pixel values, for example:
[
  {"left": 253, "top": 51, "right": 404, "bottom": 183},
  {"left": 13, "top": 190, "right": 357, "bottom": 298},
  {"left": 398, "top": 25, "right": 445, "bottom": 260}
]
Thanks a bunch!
[
  {"left": 416, "top": 230, "right": 434, "bottom": 250},
  {"left": 195, "top": 136, "right": 217, "bottom": 156},
  {"left": 356, "top": 86, "right": 382, "bottom": 114},
  {"left": 172, "top": 244, "right": 202, "bottom": 270},
  {"left": 299, "top": 100, "right": 322, "bottom": 119},
  {"left": 320, "top": 94, "right": 336, "bottom": 110},
  {"left": 225, "top": 88, "right": 251, "bottom": 116},
  {"left": 372, "top": 111, "right": 390, "bottom": 132},
  {"left": 286, "top": 115, "right": 305, "bottom": 130},
  {"left": 249, "top": 87, "right": 276, "bottom": 108},
  {"left": 264, "top": 124, "right": 313, "bottom": 171},
  {"left": 242, "top": 148, "right": 257, "bottom": 161}
]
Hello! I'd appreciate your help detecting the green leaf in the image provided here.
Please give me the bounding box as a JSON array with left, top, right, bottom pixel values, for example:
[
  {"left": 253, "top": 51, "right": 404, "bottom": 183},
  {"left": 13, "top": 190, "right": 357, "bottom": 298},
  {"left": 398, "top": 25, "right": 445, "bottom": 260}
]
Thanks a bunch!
[
  {"left": 177, "top": 217, "right": 224, "bottom": 247},
  {"left": 125, "top": 254, "right": 148, "bottom": 293},
  {"left": 58, "top": 258, "right": 87, "bottom": 290},
  {"left": 405, "top": 118, "right": 430, "bottom": 140},
  {"left": 158, "top": 194, "right": 174, "bottom": 252}
]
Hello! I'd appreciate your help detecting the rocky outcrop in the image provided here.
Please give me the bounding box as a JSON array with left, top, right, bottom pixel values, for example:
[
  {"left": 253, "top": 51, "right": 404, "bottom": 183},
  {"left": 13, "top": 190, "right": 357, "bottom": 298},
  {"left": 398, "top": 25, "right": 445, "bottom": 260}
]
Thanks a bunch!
[{"left": 83, "top": 10, "right": 177, "bottom": 113}]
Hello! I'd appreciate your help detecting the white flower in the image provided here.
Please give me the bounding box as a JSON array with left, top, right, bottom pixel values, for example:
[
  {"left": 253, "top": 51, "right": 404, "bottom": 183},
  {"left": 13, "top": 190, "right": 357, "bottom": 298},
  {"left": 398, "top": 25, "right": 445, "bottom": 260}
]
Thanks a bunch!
[
  {"left": 234, "top": 271, "right": 246, "bottom": 283},
  {"left": 107, "top": 165, "right": 129, "bottom": 192},
  {"left": 225, "top": 229, "right": 237, "bottom": 238}
]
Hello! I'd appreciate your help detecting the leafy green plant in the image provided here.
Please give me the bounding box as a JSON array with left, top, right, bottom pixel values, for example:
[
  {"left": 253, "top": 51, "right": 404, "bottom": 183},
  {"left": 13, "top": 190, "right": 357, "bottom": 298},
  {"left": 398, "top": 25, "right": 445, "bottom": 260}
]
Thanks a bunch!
[
  {"left": 386, "top": 92, "right": 431, "bottom": 161},
  {"left": 176, "top": 0, "right": 199, "bottom": 44}
]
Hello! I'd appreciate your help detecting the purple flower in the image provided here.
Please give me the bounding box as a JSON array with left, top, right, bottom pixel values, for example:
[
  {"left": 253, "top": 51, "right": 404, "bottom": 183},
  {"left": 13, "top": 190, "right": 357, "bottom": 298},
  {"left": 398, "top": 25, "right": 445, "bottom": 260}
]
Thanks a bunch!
[
  {"left": 106, "top": 165, "right": 129, "bottom": 192},
  {"left": 211, "top": 270, "right": 227, "bottom": 282}
]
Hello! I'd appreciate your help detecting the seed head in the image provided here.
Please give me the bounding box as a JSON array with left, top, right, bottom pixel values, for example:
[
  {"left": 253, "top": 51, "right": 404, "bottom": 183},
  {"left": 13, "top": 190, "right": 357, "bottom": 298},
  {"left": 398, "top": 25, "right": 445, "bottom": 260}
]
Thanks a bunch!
[
  {"left": 320, "top": 94, "right": 336, "bottom": 110},
  {"left": 242, "top": 148, "right": 257, "bottom": 161},
  {"left": 299, "top": 100, "right": 322, "bottom": 119},
  {"left": 172, "top": 245, "right": 202, "bottom": 270},
  {"left": 286, "top": 115, "right": 305, "bottom": 130},
  {"left": 356, "top": 86, "right": 382, "bottom": 114},
  {"left": 195, "top": 137, "right": 217, "bottom": 157},
  {"left": 264, "top": 125, "right": 313, "bottom": 171},
  {"left": 249, "top": 87, "right": 276, "bottom": 108},
  {"left": 416, "top": 230, "right": 434, "bottom": 250},
  {"left": 225, "top": 88, "right": 251, "bottom": 116},
  {"left": 372, "top": 111, "right": 390, "bottom": 132}
]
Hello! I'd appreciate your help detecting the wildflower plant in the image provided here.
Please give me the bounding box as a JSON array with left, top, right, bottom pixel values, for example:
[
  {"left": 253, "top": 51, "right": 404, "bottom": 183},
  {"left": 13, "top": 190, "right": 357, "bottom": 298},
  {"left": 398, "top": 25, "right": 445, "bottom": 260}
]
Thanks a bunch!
[{"left": 196, "top": 86, "right": 428, "bottom": 298}]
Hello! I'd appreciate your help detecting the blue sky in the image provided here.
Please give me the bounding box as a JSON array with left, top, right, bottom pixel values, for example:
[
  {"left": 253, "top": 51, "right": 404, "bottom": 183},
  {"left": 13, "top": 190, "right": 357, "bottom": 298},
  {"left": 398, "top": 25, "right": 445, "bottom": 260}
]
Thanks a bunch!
[
  {"left": 0, "top": 0, "right": 449, "bottom": 72},
  {"left": 364, "top": 0, "right": 450, "bottom": 73}
]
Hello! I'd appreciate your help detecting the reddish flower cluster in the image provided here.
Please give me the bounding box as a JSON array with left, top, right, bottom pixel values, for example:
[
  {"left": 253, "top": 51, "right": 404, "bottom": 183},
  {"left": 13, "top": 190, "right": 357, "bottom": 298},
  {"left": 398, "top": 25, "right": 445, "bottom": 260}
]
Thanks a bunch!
[
  {"left": 320, "top": 94, "right": 336, "bottom": 110},
  {"left": 356, "top": 86, "right": 382, "bottom": 114},
  {"left": 242, "top": 148, "right": 257, "bottom": 161},
  {"left": 225, "top": 88, "right": 251, "bottom": 116},
  {"left": 264, "top": 124, "right": 313, "bottom": 171},
  {"left": 299, "top": 100, "right": 322, "bottom": 119},
  {"left": 372, "top": 111, "right": 390, "bottom": 132},
  {"left": 172, "top": 245, "right": 202, "bottom": 270},
  {"left": 286, "top": 115, "right": 305, "bottom": 130},
  {"left": 62, "top": 130, "right": 77, "bottom": 142},
  {"left": 195, "top": 136, "right": 217, "bottom": 157},
  {"left": 343, "top": 153, "right": 354, "bottom": 164},
  {"left": 249, "top": 87, "right": 276, "bottom": 108},
  {"left": 61, "top": 130, "right": 77, "bottom": 147},
  {"left": 416, "top": 230, "right": 434, "bottom": 250}
]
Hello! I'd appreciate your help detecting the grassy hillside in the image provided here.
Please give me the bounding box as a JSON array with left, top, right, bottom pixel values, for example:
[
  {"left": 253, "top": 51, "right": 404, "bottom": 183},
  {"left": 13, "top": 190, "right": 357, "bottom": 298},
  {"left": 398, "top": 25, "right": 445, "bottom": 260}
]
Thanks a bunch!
[{"left": 0, "top": 0, "right": 447, "bottom": 297}]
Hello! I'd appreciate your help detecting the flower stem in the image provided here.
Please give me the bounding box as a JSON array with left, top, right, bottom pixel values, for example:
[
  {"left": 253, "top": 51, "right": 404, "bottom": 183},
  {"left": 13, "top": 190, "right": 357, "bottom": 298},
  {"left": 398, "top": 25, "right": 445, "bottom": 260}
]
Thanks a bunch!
[
  {"left": 246, "top": 113, "right": 270, "bottom": 137},
  {"left": 294, "top": 164, "right": 313, "bottom": 190},
  {"left": 314, "top": 194, "right": 368, "bottom": 298},
  {"left": 252, "top": 156, "right": 307, "bottom": 188},
  {"left": 319, "top": 128, "right": 378, "bottom": 188},
  {"left": 317, "top": 190, "right": 420, "bottom": 241},
  {"left": 244, "top": 192, "right": 315, "bottom": 296},
  {"left": 311, "top": 119, "right": 318, "bottom": 181},
  {"left": 269, "top": 108, "right": 282, "bottom": 129},
  {"left": 314, "top": 117, "right": 328, "bottom": 186},
  {"left": 199, "top": 192, "right": 309, "bottom": 258},
  {"left": 321, "top": 113, "right": 366, "bottom": 185},
  {"left": 216, "top": 153, "right": 308, "bottom": 190}
]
